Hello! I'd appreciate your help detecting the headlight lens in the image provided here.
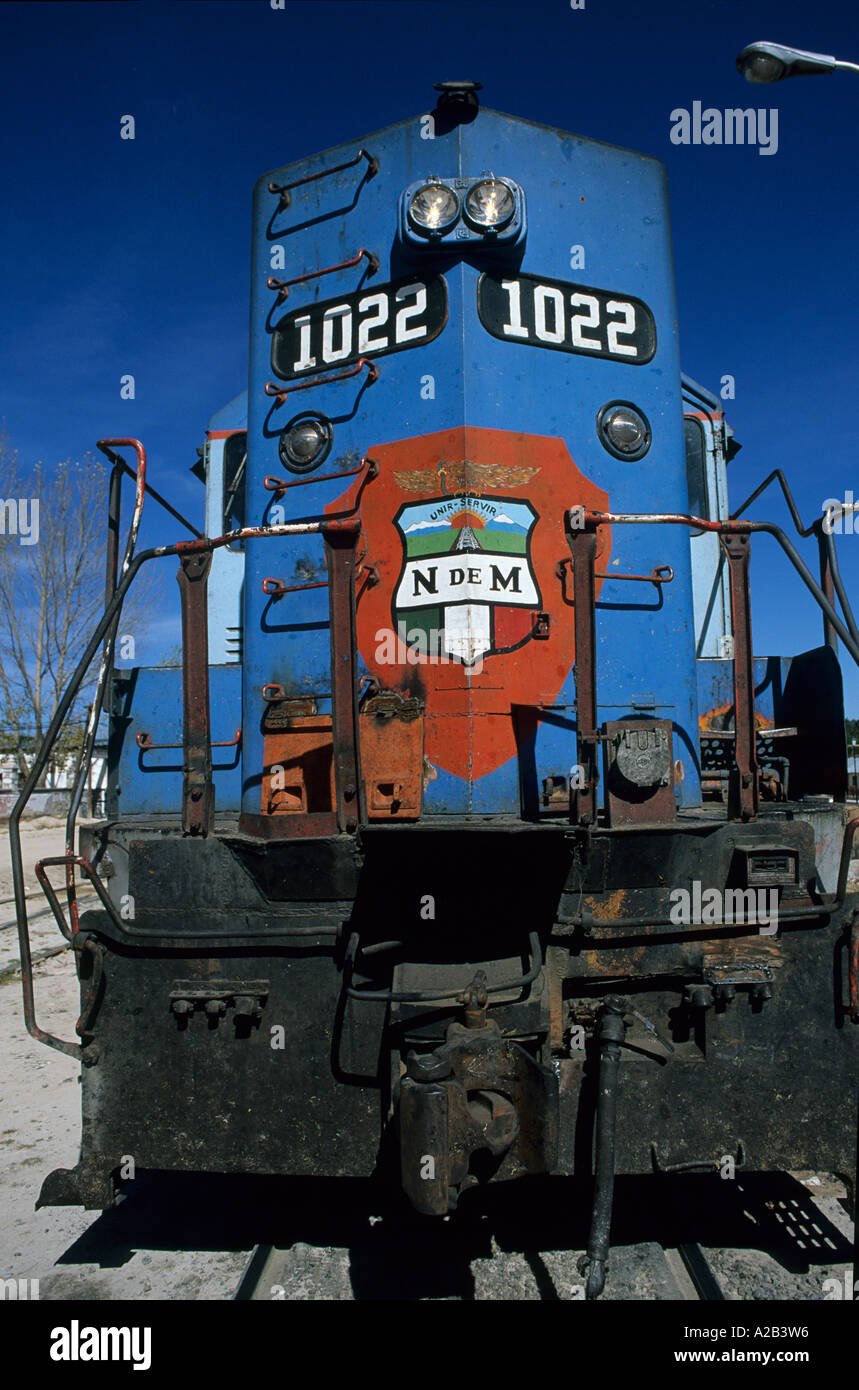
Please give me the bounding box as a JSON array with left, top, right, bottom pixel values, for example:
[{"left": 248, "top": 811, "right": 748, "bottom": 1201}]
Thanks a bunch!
[
  {"left": 408, "top": 183, "right": 460, "bottom": 233},
  {"left": 743, "top": 53, "right": 785, "bottom": 83},
  {"left": 597, "top": 403, "right": 651, "bottom": 460},
  {"left": 465, "top": 178, "right": 515, "bottom": 230},
  {"left": 279, "top": 414, "right": 332, "bottom": 472}
]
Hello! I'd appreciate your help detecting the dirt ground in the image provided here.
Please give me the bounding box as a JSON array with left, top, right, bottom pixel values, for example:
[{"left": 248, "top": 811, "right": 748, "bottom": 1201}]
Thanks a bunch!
[
  {"left": 0, "top": 819, "right": 855, "bottom": 1302},
  {"left": 0, "top": 820, "right": 247, "bottom": 1298}
]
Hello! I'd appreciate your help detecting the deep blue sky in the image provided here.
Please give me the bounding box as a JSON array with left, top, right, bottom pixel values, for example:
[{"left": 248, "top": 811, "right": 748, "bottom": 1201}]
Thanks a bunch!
[{"left": 2, "top": 0, "right": 859, "bottom": 707}]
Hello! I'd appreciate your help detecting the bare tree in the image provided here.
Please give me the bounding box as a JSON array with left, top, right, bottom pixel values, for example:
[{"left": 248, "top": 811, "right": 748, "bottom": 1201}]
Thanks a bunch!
[{"left": 0, "top": 432, "right": 156, "bottom": 786}]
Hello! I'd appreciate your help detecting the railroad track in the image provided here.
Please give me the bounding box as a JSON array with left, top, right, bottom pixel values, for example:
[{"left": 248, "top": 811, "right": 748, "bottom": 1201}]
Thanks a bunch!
[
  {"left": 233, "top": 1238, "right": 726, "bottom": 1301},
  {"left": 0, "top": 888, "right": 99, "bottom": 933},
  {"left": 664, "top": 1244, "right": 726, "bottom": 1300}
]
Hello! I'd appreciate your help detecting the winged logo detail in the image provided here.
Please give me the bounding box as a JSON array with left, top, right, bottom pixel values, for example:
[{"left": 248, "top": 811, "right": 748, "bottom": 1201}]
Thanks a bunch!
[{"left": 393, "top": 459, "right": 540, "bottom": 494}]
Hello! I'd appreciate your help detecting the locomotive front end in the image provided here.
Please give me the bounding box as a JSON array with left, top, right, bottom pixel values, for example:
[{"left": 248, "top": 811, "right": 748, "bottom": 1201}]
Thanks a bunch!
[{"left": 20, "top": 82, "right": 857, "bottom": 1300}]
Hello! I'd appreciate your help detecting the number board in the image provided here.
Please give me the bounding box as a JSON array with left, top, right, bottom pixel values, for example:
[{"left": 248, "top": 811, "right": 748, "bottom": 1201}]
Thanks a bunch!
[
  {"left": 477, "top": 272, "right": 657, "bottom": 365},
  {"left": 271, "top": 276, "right": 448, "bottom": 380}
]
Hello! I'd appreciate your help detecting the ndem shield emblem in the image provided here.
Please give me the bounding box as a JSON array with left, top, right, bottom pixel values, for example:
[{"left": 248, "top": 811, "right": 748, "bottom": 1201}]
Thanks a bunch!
[
  {"left": 392, "top": 494, "right": 540, "bottom": 667},
  {"left": 325, "top": 426, "right": 610, "bottom": 783}
]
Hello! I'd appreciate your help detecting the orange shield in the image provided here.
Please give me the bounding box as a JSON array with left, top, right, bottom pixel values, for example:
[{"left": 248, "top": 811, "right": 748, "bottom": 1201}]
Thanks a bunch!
[{"left": 326, "top": 426, "right": 610, "bottom": 782}]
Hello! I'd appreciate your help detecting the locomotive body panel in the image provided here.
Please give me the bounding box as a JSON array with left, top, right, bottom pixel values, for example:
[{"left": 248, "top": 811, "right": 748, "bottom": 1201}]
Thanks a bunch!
[{"left": 243, "top": 106, "right": 701, "bottom": 823}]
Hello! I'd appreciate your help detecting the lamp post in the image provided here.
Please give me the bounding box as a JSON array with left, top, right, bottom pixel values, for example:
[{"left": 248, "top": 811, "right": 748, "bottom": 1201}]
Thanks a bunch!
[{"left": 736, "top": 40, "right": 859, "bottom": 84}]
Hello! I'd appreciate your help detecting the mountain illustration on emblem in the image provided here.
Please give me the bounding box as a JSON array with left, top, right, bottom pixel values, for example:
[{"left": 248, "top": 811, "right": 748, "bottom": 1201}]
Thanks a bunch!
[{"left": 392, "top": 487, "right": 542, "bottom": 667}]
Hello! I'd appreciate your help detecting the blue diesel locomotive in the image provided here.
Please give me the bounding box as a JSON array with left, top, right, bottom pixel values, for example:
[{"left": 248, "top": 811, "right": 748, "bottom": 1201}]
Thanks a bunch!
[{"left": 12, "top": 81, "right": 859, "bottom": 1298}]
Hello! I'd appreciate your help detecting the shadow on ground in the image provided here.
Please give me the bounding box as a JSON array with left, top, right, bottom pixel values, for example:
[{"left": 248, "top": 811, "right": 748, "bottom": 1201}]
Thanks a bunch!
[{"left": 53, "top": 1169, "right": 853, "bottom": 1301}]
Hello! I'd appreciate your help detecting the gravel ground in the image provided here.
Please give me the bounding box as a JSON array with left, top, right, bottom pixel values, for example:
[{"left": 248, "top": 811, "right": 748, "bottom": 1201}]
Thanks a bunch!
[{"left": 0, "top": 821, "right": 855, "bottom": 1302}]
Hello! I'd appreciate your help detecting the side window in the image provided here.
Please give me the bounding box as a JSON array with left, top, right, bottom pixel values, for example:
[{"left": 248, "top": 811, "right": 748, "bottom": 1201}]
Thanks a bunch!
[
  {"left": 223, "top": 431, "right": 247, "bottom": 545},
  {"left": 684, "top": 416, "right": 708, "bottom": 519}
]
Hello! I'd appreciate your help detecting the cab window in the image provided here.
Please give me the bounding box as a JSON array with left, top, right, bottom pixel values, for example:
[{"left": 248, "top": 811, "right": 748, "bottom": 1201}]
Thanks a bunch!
[
  {"left": 684, "top": 416, "right": 708, "bottom": 519},
  {"left": 223, "top": 431, "right": 247, "bottom": 542}
]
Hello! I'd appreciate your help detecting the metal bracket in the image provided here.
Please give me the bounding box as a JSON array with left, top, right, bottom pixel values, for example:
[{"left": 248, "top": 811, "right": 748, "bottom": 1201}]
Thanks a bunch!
[
  {"left": 263, "top": 455, "right": 377, "bottom": 499},
  {"left": 650, "top": 1139, "right": 746, "bottom": 1175},
  {"left": 264, "top": 358, "right": 378, "bottom": 407},
  {"left": 136, "top": 729, "right": 241, "bottom": 752},
  {"left": 267, "top": 248, "right": 379, "bottom": 303},
  {"left": 399, "top": 1006, "right": 558, "bottom": 1214},
  {"left": 268, "top": 147, "right": 378, "bottom": 209},
  {"left": 169, "top": 979, "right": 270, "bottom": 1023}
]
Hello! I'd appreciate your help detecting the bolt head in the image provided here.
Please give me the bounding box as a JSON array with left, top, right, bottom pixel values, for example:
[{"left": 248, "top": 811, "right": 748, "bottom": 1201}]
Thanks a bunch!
[{"left": 406, "top": 1049, "right": 452, "bottom": 1082}]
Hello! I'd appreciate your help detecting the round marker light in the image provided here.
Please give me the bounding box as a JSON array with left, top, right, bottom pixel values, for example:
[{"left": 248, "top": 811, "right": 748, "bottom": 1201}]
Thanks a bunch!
[
  {"left": 464, "top": 178, "right": 515, "bottom": 230},
  {"left": 279, "top": 413, "right": 333, "bottom": 472},
  {"left": 596, "top": 402, "right": 651, "bottom": 461},
  {"left": 408, "top": 183, "right": 460, "bottom": 234}
]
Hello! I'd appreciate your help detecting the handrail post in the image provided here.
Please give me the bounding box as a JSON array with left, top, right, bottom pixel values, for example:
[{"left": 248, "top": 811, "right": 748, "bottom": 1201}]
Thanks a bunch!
[
  {"left": 323, "top": 521, "right": 364, "bottom": 833},
  {"left": 815, "top": 519, "right": 839, "bottom": 652},
  {"left": 178, "top": 552, "right": 215, "bottom": 835},
  {"left": 722, "top": 532, "right": 758, "bottom": 821},
  {"left": 566, "top": 517, "right": 599, "bottom": 827}
]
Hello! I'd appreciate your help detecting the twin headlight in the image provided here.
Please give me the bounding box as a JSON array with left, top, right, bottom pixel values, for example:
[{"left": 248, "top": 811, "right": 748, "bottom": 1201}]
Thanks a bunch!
[
  {"left": 409, "top": 183, "right": 460, "bottom": 233},
  {"left": 402, "top": 175, "right": 524, "bottom": 247}
]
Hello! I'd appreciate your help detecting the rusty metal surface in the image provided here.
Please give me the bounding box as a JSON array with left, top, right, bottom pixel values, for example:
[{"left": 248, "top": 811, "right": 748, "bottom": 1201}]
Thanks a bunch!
[
  {"left": 360, "top": 693, "right": 424, "bottom": 820},
  {"left": 566, "top": 526, "right": 598, "bottom": 827},
  {"left": 555, "top": 914, "right": 859, "bottom": 1180},
  {"left": 97, "top": 436, "right": 201, "bottom": 539},
  {"left": 178, "top": 551, "right": 215, "bottom": 836},
  {"left": 721, "top": 532, "right": 758, "bottom": 822},
  {"left": 400, "top": 1004, "right": 558, "bottom": 1215},
  {"left": 136, "top": 728, "right": 241, "bottom": 752},
  {"left": 23, "top": 813, "right": 858, "bottom": 1220},
  {"left": 576, "top": 506, "right": 859, "bottom": 667},
  {"left": 262, "top": 576, "right": 328, "bottom": 597},
  {"left": 267, "top": 247, "right": 379, "bottom": 303},
  {"left": 604, "top": 719, "right": 676, "bottom": 827},
  {"left": 324, "top": 524, "right": 364, "bottom": 834},
  {"left": 267, "top": 146, "right": 377, "bottom": 209},
  {"left": 257, "top": 688, "right": 423, "bottom": 830},
  {"left": 9, "top": 501, "right": 369, "bottom": 1058},
  {"left": 66, "top": 437, "right": 150, "bottom": 935},
  {"left": 264, "top": 357, "right": 378, "bottom": 407},
  {"left": 596, "top": 565, "right": 674, "bottom": 585},
  {"left": 262, "top": 713, "right": 336, "bottom": 817},
  {"left": 263, "top": 454, "right": 377, "bottom": 500}
]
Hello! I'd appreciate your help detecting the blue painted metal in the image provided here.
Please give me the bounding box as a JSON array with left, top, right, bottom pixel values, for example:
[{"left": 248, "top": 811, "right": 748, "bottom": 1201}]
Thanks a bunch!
[
  {"left": 696, "top": 655, "right": 791, "bottom": 731},
  {"left": 683, "top": 375, "right": 732, "bottom": 658},
  {"left": 243, "top": 106, "right": 702, "bottom": 817},
  {"left": 114, "top": 666, "right": 242, "bottom": 816},
  {"left": 204, "top": 392, "right": 247, "bottom": 665}
]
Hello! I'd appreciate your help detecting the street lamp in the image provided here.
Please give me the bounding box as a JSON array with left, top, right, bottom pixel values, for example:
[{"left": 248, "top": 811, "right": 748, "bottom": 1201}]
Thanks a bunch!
[{"left": 736, "top": 40, "right": 859, "bottom": 84}]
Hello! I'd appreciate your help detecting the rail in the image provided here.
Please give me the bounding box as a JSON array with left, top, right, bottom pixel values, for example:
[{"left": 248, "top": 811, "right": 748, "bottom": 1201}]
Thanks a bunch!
[
  {"left": 13, "top": 457, "right": 859, "bottom": 1058},
  {"left": 10, "top": 439, "right": 368, "bottom": 1061},
  {"left": 728, "top": 469, "right": 859, "bottom": 654},
  {"left": 567, "top": 505, "right": 859, "bottom": 827}
]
